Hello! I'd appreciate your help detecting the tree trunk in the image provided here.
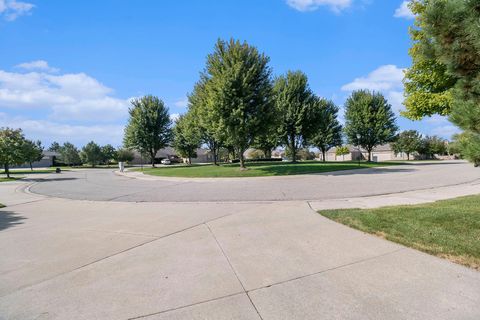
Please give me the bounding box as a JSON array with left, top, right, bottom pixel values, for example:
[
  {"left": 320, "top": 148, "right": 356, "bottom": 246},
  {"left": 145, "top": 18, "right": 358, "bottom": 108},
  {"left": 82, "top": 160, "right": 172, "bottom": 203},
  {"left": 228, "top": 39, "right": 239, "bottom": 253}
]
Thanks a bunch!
[
  {"left": 407, "top": 152, "right": 410, "bottom": 161},
  {"left": 367, "top": 149, "right": 372, "bottom": 162},
  {"left": 239, "top": 150, "right": 246, "bottom": 169},
  {"left": 4, "top": 164, "right": 10, "bottom": 178},
  {"left": 213, "top": 141, "right": 218, "bottom": 166},
  {"left": 30, "top": 162, "right": 33, "bottom": 171},
  {"left": 150, "top": 151, "right": 156, "bottom": 168},
  {"left": 321, "top": 149, "right": 326, "bottom": 162}
]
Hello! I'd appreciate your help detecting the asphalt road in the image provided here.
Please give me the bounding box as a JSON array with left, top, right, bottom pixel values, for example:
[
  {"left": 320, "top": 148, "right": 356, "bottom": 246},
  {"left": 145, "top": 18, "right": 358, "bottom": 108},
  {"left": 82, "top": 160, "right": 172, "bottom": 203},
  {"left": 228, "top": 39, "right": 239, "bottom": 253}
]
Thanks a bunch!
[{"left": 28, "top": 161, "right": 480, "bottom": 202}]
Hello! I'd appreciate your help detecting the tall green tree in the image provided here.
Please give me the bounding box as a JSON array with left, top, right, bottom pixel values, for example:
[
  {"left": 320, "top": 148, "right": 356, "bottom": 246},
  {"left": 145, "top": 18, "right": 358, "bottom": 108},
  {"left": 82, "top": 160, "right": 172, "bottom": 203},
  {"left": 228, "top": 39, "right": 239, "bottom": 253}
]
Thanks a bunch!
[
  {"left": 392, "top": 130, "right": 422, "bottom": 160},
  {"left": 310, "top": 97, "right": 342, "bottom": 162},
  {"left": 344, "top": 90, "right": 398, "bottom": 161},
  {"left": 274, "top": 71, "right": 314, "bottom": 162},
  {"left": 59, "top": 142, "right": 81, "bottom": 166},
  {"left": 418, "top": 135, "right": 447, "bottom": 159},
  {"left": 203, "top": 38, "right": 274, "bottom": 169},
  {"left": 48, "top": 141, "right": 61, "bottom": 152},
  {"left": 100, "top": 144, "right": 116, "bottom": 166},
  {"left": 0, "top": 128, "right": 27, "bottom": 178},
  {"left": 116, "top": 148, "right": 135, "bottom": 163},
  {"left": 124, "top": 95, "right": 172, "bottom": 167},
  {"left": 451, "top": 132, "right": 480, "bottom": 167},
  {"left": 22, "top": 139, "right": 43, "bottom": 170},
  {"left": 80, "top": 141, "right": 102, "bottom": 167},
  {"left": 402, "top": 0, "right": 456, "bottom": 120},
  {"left": 404, "top": 0, "right": 480, "bottom": 165},
  {"left": 172, "top": 113, "right": 201, "bottom": 164},
  {"left": 188, "top": 79, "right": 223, "bottom": 165}
]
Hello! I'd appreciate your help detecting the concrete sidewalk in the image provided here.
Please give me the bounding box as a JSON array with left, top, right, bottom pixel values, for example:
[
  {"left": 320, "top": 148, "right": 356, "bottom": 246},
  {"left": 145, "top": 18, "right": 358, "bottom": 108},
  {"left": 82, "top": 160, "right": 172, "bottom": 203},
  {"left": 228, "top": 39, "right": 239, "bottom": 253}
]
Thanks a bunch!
[{"left": 0, "top": 180, "right": 479, "bottom": 319}]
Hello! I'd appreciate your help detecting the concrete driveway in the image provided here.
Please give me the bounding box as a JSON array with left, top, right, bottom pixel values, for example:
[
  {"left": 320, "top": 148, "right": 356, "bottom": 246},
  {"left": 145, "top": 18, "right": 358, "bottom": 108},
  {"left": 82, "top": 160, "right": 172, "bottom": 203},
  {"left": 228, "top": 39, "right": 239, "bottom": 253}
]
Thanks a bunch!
[{"left": 1, "top": 161, "right": 480, "bottom": 319}]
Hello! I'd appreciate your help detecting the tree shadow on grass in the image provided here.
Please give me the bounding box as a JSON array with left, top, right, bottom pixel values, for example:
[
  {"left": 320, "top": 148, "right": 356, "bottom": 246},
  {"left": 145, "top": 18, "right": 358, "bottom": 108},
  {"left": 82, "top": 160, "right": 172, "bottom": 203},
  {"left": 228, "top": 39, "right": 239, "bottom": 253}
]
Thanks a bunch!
[
  {"left": 0, "top": 210, "right": 26, "bottom": 232},
  {"left": 254, "top": 164, "right": 416, "bottom": 176}
]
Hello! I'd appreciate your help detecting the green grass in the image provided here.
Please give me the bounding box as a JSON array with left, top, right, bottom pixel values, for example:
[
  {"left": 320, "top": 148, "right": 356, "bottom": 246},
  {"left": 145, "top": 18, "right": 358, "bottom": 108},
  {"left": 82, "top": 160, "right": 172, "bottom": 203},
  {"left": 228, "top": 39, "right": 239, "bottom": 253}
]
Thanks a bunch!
[
  {"left": 0, "top": 177, "right": 21, "bottom": 182},
  {"left": 0, "top": 168, "right": 63, "bottom": 175},
  {"left": 320, "top": 195, "right": 480, "bottom": 270},
  {"left": 135, "top": 161, "right": 399, "bottom": 178}
]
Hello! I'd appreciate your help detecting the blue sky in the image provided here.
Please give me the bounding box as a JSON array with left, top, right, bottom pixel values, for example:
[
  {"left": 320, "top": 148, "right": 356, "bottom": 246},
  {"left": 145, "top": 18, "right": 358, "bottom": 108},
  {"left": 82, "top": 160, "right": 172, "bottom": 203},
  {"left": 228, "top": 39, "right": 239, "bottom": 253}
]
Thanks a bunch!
[{"left": 0, "top": 0, "right": 459, "bottom": 147}]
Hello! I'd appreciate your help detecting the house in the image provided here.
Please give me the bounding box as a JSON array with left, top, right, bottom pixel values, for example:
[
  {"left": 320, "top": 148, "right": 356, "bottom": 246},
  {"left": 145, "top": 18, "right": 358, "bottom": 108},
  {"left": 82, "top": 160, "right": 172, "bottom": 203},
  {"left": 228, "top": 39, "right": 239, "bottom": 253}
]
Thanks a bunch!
[
  {"left": 13, "top": 150, "right": 61, "bottom": 168},
  {"left": 324, "top": 144, "right": 409, "bottom": 162},
  {"left": 130, "top": 147, "right": 215, "bottom": 164}
]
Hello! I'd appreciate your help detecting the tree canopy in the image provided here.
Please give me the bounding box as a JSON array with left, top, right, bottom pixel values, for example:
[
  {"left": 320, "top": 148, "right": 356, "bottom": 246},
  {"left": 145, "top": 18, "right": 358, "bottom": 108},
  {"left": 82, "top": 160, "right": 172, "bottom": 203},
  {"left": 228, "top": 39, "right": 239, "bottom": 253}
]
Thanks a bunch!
[
  {"left": 274, "top": 70, "right": 314, "bottom": 162},
  {"left": 202, "top": 38, "right": 275, "bottom": 168},
  {"left": 124, "top": 95, "right": 172, "bottom": 167},
  {"left": 344, "top": 90, "right": 398, "bottom": 161},
  {"left": 172, "top": 113, "right": 201, "bottom": 164},
  {"left": 0, "top": 128, "right": 27, "bottom": 178},
  {"left": 310, "top": 97, "right": 342, "bottom": 162},
  {"left": 22, "top": 139, "right": 43, "bottom": 170},
  {"left": 392, "top": 130, "right": 422, "bottom": 160},
  {"left": 80, "top": 141, "right": 102, "bottom": 167}
]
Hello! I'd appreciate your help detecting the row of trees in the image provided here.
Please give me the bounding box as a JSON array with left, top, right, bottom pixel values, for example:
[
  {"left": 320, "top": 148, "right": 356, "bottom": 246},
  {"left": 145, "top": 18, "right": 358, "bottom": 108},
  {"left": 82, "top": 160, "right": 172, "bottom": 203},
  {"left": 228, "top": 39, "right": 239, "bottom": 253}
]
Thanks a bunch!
[
  {"left": 124, "top": 39, "right": 399, "bottom": 168},
  {"left": 0, "top": 128, "right": 43, "bottom": 178},
  {"left": 392, "top": 130, "right": 447, "bottom": 160},
  {"left": 48, "top": 141, "right": 134, "bottom": 167},
  {"left": 403, "top": 0, "right": 480, "bottom": 166},
  {"left": 0, "top": 127, "right": 137, "bottom": 178}
]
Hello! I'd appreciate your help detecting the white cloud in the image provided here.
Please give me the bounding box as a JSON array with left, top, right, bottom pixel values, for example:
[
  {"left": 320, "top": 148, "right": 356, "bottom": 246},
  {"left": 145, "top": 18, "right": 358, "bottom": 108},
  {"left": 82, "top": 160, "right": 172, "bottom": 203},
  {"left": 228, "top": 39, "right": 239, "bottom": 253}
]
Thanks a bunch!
[
  {"left": 430, "top": 125, "right": 461, "bottom": 139},
  {"left": 0, "top": 0, "right": 34, "bottom": 21},
  {"left": 394, "top": 1, "right": 414, "bottom": 19},
  {"left": 286, "top": 0, "right": 352, "bottom": 12},
  {"left": 0, "top": 67, "right": 130, "bottom": 122},
  {"left": 174, "top": 97, "right": 188, "bottom": 108},
  {"left": 341, "top": 65, "right": 406, "bottom": 114},
  {"left": 15, "top": 60, "right": 59, "bottom": 73},
  {"left": 341, "top": 65, "right": 404, "bottom": 92},
  {"left": 169, "top": 113, "right": 180, "bottom": 122},
  {"left": 0, "top": 113, "right": 125, "bottom": 147}
]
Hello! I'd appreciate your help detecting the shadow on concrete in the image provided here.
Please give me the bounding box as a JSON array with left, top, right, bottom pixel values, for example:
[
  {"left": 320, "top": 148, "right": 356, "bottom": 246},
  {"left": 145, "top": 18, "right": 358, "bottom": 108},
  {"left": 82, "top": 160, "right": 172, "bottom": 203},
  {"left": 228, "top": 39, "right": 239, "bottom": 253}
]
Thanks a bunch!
[
  {"left": 0, "top": 210, "right": 26, "bottom": 231},
  {"left": 22, "top": 177, "right": 79, "bottom": 183},
  {"left": 323, "top": 167, "right": 417, "bottom": 176}
]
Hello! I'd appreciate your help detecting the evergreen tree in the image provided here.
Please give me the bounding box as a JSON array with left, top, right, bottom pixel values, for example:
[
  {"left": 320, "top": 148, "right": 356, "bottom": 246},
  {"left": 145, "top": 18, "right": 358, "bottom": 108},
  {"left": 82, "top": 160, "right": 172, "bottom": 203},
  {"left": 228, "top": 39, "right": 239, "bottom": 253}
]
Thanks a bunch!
[
  {"left": 124, "top": 95, "right": 172, "bottom": 167},
  {"left": 344, "top": 90, "right": 398, "bottom": 161},
  {"left": 274, "top": 71, "right": 314, "bottom": 162},
  {"left": 310, "top": 97, "right": 342, "bottom": 162}
]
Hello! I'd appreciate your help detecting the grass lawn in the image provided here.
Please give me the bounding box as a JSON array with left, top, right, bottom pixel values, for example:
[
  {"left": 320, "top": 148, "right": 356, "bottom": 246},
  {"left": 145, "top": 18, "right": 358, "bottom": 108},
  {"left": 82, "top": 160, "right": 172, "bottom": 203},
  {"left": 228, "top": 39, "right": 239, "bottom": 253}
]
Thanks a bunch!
[
  {"left": 320, "top": 195, "right": 480, "bottom": 270},
  {"left": 136, "top": 161, "right": 399, "bottom": 178},
  {"left": 0, "top": 177, "right": 22, "bottom": 182},
  {"left": 0, "top": 168, "right": 62, "bottom": 175}
]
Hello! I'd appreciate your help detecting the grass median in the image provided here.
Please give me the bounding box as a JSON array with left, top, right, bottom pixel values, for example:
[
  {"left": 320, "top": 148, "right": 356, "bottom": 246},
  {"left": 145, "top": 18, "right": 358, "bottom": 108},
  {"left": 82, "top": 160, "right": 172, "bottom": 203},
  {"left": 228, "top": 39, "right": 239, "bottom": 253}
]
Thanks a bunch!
[
  {"left": 320, "top": 195, "right": 480, "bottom": 270},
  {"left": 135, "top": 161, "right": 399, "bottom": 178}
]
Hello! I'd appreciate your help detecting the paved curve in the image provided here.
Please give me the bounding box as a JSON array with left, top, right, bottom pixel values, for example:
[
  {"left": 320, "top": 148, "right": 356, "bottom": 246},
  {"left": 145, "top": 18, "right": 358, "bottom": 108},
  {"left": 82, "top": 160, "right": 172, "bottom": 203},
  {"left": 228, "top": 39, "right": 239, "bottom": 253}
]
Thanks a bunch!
[{"left": 29, "top": 161, "right": 480, "bottom": 202}]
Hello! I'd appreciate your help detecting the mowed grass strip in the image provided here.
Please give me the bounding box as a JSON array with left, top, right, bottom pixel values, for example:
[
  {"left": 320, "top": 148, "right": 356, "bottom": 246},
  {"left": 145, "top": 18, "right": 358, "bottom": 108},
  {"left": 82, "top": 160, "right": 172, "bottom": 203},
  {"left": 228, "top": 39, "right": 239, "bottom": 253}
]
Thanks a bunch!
[
  {"left": 320, "top": 195, "right": 480, "bottom": 270},
  {"left": 0, "top": 169, "right": 60, "bottom": 175},
  {"left": 0, "top": 177, "right": 21, "bottom": 182},
  {"left": 136, "top": 161, "right": 397, "bottom": 178}
]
